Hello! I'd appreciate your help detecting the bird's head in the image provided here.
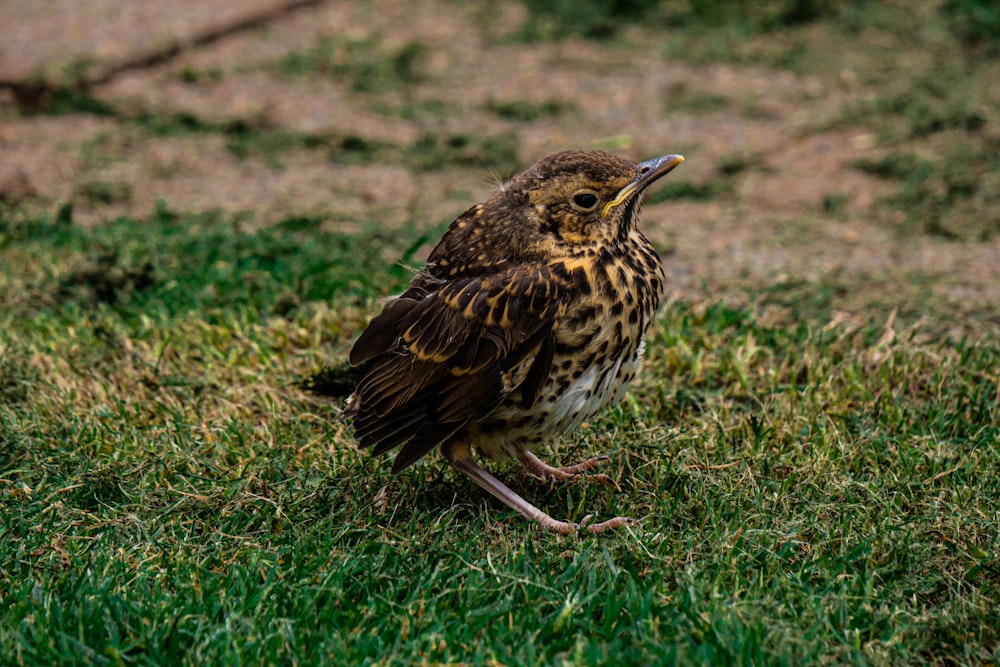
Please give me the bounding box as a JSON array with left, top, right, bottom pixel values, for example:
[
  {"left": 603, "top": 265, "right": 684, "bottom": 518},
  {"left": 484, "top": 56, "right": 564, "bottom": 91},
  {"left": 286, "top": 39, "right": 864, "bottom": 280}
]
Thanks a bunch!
[
  {"left": 425, "top": 150, "right": 684, "bottom": 275},
  {"left": 507, "top": 150, "right": 684, "bottom": 251}
]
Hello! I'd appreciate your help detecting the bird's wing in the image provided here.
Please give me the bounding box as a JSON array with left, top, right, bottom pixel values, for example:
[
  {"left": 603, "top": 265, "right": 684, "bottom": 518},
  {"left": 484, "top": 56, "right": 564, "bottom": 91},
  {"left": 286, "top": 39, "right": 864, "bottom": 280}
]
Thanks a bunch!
[{"left": 347, "top": 263, "right": 566, "bottom": 472}]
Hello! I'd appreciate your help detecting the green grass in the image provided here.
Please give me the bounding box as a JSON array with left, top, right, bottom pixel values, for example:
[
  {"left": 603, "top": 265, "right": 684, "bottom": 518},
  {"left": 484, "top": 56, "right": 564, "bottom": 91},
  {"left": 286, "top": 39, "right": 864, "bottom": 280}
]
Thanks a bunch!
[
  {"left": 277, "top": 35, "right": 427, "bottom": 92},
  {"left": 852, "top": 141, "right": 1000, "bottom": 241},
  {"left": 1, "top": 204, "right": 998, "bottom": 665},
  {"left": 942, "top": 0, "right": 1000, "bottom": 52},
  {"left": 335, "top": 131, "right": 522, "bottom": 175},
  {"left": 517, "top": 0, "right": 662, "bottom": 39},
  {"left": 72, "top": 107, "right": 522, "bottom": 175},
  {"left": 486, "top": 98, "right": 576, "bottom": 122},
  {"left": 74, "top": 181, "right": 133, "bottom": 208}
]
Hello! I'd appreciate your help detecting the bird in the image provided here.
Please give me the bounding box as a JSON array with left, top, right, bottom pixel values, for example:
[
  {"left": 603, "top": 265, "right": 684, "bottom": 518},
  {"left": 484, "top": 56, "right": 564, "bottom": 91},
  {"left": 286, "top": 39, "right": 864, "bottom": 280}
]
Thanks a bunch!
[{"left": 345, "top": 149, "right": 684, "bottom": 533}]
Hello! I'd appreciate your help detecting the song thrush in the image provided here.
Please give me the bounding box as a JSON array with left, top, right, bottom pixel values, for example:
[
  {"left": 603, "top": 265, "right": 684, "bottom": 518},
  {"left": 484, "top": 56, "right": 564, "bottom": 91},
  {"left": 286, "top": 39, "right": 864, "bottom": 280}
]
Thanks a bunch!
[{"left": 346, "top": 150, "right": 684, "bottom": 533}]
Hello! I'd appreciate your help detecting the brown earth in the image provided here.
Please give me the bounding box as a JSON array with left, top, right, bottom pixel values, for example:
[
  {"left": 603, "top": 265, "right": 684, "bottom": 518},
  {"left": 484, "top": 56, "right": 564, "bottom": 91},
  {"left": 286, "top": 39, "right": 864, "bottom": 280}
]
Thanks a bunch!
[{"left": 1, "top": 0, "right": 998, "bottom": 334}]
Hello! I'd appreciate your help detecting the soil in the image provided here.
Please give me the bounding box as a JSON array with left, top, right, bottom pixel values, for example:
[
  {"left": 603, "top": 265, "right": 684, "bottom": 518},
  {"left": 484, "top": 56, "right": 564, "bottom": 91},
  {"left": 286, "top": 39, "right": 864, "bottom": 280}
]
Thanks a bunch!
[{"left": 1, "top": 0, "right": 997, "bottom": 333}]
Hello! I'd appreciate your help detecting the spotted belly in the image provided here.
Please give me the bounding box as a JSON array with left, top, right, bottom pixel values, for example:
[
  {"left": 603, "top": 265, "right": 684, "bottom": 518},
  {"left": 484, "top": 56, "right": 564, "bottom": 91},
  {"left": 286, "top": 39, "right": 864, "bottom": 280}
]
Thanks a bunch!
[
  {"left": 470, "top": 235, "right": 663, "bottom": 461},
  {"left": 471, "top": 338, "right": 647, "bottom": 461}
]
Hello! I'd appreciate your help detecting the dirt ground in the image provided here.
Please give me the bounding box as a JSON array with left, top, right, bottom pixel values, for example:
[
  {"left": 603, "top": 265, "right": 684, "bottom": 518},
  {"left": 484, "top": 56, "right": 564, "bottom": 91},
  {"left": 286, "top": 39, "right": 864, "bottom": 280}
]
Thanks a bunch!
[{"left": 2, "top": 0, "right": 998, "bottom": 333}]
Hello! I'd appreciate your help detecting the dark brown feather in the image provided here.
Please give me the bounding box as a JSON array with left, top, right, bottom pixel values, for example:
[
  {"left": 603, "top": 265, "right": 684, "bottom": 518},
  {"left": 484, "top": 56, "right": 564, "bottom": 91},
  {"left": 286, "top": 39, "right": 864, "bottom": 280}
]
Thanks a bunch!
[
  {"left": 520, "top": 328, "right": 555, "bottom": 408},
  {"left": 347, "top": 261, "right": 568, "bottom": 471}
]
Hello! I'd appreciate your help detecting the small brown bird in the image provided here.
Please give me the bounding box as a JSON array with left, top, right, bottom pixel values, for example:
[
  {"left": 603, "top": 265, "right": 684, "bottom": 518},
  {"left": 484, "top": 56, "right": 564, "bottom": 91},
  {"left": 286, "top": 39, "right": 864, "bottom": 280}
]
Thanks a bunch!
[{"left": 346, "top": 150, "right": 683, "bottom": 533}]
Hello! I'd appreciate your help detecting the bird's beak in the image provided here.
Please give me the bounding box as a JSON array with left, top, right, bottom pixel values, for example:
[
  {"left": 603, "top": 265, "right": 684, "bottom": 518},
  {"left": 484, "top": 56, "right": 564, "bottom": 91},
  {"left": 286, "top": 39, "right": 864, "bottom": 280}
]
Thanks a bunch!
[{"left": 602, "top": 154, "right": 684, "bottom": 217}]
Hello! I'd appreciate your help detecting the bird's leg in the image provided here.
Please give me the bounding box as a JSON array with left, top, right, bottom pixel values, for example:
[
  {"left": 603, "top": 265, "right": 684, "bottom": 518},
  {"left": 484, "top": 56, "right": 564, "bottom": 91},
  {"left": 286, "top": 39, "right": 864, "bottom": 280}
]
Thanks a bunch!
[
  {"left": 516, "top": 450, "right": 622, "bottom": 491},
  {"left": 442, "top": 439, "right": 630, "bottom": 534}
]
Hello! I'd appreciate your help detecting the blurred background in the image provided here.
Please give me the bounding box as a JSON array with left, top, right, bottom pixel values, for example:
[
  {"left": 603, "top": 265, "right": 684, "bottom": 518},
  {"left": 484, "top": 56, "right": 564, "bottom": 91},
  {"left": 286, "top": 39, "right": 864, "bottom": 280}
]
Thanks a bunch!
[{"left": 1, "top": 0, "right": 998, "bottom": 328}]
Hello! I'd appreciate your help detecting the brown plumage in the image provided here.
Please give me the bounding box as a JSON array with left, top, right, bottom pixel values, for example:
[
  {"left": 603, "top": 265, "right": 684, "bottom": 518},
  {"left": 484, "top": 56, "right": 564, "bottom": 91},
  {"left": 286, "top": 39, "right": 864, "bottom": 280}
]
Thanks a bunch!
[{"left": 346, "top": 150, "right": 683, "bottom": 533}]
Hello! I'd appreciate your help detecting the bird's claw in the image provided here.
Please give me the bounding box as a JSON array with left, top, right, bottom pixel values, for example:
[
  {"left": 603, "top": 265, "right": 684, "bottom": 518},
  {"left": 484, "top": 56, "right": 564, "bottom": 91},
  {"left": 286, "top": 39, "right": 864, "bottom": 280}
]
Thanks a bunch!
[
  {"left": 591, "top": 473, "right": 622, "bottom": 492},
  {"left": 571, "top": 514, "right": 634, "bottom": 534}
]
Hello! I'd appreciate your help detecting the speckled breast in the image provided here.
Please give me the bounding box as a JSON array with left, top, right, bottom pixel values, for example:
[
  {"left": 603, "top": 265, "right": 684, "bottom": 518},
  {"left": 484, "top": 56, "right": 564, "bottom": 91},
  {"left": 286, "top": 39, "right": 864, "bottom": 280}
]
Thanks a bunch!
[{"left": 473, "top": 234, "right": 665, "bottom": 460}]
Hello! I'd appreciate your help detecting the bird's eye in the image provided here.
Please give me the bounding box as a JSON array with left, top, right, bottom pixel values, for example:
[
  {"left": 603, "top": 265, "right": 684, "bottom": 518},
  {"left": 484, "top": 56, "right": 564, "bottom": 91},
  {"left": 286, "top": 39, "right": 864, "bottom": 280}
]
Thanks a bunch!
[{"left": 571, "top": 191, "right": 599, "bottom": 211}]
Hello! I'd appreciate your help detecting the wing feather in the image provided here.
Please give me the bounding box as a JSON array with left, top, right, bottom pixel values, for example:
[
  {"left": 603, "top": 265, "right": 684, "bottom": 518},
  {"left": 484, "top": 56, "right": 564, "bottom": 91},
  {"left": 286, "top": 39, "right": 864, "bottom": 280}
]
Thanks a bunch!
[{"left": 346, "top": 262, "right": 566, "bottom": 471}]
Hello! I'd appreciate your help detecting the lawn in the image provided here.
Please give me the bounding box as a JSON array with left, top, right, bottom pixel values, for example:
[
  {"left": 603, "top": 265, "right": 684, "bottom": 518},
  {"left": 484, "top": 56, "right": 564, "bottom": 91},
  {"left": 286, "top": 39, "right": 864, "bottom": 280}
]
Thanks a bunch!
[
  {"left": 2, "top": 0, "right": 999, "bottom": 665},
  {"left": 1, "top": 202, "right": 997, "bottom": 665}
]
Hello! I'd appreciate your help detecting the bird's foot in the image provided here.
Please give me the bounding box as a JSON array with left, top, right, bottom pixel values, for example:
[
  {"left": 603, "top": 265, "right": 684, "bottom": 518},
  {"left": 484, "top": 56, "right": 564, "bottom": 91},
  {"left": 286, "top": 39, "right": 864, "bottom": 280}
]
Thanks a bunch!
[
  {"left": 444, "top": 440, "right": 632, "bottom": 535},
  {"left": 578, "top": 514, "right": 635, "bottom": 534},
  {"left": 536, "top": 514, "right": 635, "bottom": 534},
  {"left": 517, "top": 450, "right": 621, "bottom": 491}
]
